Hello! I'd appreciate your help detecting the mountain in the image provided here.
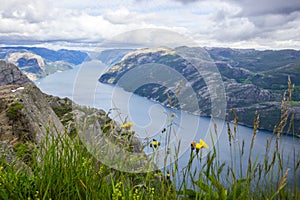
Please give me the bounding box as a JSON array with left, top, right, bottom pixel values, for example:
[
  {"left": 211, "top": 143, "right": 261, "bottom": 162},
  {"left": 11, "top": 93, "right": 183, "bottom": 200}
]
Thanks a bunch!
[
  {"left": 93, "top": 49, "right": 134, "bottom": 66},
  {"left": 0, "top": 47, "right": 89, "bottom": 80},
  {"left": 206, "top": 47, "right": 300, "bottom": 101},
  {"left": 99, "top": 47, "right": 300, "bottom": 134}
]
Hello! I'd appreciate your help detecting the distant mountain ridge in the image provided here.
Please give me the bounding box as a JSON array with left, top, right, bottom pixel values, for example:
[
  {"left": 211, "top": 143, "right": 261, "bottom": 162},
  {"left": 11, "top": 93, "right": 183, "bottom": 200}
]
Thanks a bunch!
[
  {"left": 0, "top": 47, "right": 89, "bottom": 65},
  {"left": 93, "top": 49, "right": 134, "bottom": 66},
  {"left": 99, "top": 46, "right": 300, "bottom": 133},
  {"left": 0, "top": 47, "right": 89, "bottom": 80}
]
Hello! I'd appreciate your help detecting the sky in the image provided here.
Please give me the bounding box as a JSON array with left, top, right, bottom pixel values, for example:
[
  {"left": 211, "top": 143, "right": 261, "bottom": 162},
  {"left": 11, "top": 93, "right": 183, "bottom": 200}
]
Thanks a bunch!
[{"left": 1, "top": 0, "right": 300, "bottom": 50}]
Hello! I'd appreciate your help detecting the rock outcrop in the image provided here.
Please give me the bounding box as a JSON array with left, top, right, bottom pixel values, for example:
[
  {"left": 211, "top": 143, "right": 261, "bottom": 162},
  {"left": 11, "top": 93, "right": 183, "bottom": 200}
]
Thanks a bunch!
[
  {"left": 0, "top": 61, "right": 66, "bottom": 167},
  {"left": 0, "top": 61, "right": 32, "bottom": 86},
  {"left": 0, "top": 84, "right": 65, "bottom": 145},
  {"left": 0, "top": 61, "right": 65, "bottom": 146}
]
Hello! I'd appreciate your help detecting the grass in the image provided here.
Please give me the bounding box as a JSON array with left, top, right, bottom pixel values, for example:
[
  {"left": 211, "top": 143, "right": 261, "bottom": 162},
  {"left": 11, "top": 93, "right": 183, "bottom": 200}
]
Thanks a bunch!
[
  {"left": 0, "top": 130, "right": 175, "bottom": 200},
  {"left": 0, "top": 78, "right": 299, "bottom": 199}
]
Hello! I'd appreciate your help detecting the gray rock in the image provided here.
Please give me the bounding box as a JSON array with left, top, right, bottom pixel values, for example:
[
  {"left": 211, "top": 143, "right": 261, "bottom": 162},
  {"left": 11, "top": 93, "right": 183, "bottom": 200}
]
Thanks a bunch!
[{"left": 0, "top": 61, "right": 32, "bottom": 86}]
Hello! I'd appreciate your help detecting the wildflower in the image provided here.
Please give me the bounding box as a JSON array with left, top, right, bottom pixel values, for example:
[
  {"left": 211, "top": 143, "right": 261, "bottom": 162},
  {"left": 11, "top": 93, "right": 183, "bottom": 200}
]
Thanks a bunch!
[
  {"left": 121, "top": 122, "right": 134, "bottom": 129},
  {"left": 195, "top": 143, "right": 201, "bottom": 153},
  {"left": 150, "top": 139, "right": 160, "bottom": 148},
  {"left": 112, "top": 182, "right": 123, "bottom": 200},
  {"left": 149, "top": 187, "right": 155, "bottom": 199},
  {"left": 195, "top": 139, "right": 209, "bottom": 153},
  {"left": 166, "top": 171, "right": 171, "bottom": 180},
  {"left": 127, "top": 129, "right": 136, "bottom": 134},
  {"left": 34, "top": 191, "right": 40, "bottom": 200},
  {"left": 199, "top": 139, "right": 209, "bottom": 149},
  {"left": 133, "top": 188, "right": 140, "bottom": 200},
  {"left": 191, "top": 141, "right": 196, "bottom": 150},
  {"left": 97, "top": 165, "right": 104, "bottom": 175}
]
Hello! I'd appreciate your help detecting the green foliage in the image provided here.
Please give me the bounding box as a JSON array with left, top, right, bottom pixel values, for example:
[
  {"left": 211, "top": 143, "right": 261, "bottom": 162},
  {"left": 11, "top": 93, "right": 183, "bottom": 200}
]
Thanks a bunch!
[
  {"left": 52, "top": 101, "right": 72, "bottom": 118},
  {"left": 0, "top": 164, "right": 36, "bottom": 199},
  {"left": 6, "top": 102, "right": 24, "bottom": 120},
  {"left": 0, "top": 131, "right": 174, "bottom": 200},
  {"left": 12, "top": 142, "right": 34, "bottom": 164}
]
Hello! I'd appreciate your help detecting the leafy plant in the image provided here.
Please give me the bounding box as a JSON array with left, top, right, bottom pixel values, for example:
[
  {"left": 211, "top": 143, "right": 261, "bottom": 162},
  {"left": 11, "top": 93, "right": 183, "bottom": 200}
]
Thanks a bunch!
[{"left": 6, "top": 102, "right": 24, "bottom": 121}]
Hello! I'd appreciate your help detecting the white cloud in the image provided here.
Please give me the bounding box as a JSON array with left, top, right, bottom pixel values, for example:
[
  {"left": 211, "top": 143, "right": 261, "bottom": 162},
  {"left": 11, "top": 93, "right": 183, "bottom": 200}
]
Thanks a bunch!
[
  {"left": 229, "top": 0, "right": 300, "bottom": 16},
  {"left": 1, "top": 0, "right": 53, "bottom": 22},
  {"left": 0, "top": 0, "right": 300, "bottom": 49},
  {"left": 103, "top": 7, "right": 158, "bottom": 25}
]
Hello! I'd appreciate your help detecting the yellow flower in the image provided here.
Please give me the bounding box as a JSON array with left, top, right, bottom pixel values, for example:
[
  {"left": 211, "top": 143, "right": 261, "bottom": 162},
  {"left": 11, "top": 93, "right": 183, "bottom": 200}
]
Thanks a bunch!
[
  {"left": 150, "top": 139, "right": 160, "bottom": 148},
  {"left": 127, "top": 130, "right": 136, "bottom": 134},
  {"left": 199, "top": 139, "right": 209, "bottom": 149},
  {"left": 166, "top": 171, "right": 171, "bottom": 180},
  {"left": 121, "top": 122, "right": 134, "bottom": 129},
  {"left": 195, "top": 139, "right": 209, "bottom": 153}
]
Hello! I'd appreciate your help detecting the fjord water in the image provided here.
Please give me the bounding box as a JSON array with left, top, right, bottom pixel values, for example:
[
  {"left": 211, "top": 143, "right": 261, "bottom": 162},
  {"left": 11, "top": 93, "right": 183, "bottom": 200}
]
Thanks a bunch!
[{"left": 36, "top": 61, "right": 299, "bottom": 186}]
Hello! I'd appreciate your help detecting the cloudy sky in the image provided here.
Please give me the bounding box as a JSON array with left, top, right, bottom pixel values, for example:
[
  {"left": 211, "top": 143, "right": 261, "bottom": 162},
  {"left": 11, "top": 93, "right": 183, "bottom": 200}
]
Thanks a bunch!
[{"left": 1, "top": 0, "right": 300, "bottom": 50}]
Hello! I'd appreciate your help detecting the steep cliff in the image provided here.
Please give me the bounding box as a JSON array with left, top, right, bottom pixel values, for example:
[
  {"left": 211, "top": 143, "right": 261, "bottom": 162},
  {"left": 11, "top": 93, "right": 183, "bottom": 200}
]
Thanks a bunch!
[
  {"left": 0, "top": 60, "right": 32, "bottom": 86},
  {"left": 0, "top": 61, "right": 65, "bottom": 169}
]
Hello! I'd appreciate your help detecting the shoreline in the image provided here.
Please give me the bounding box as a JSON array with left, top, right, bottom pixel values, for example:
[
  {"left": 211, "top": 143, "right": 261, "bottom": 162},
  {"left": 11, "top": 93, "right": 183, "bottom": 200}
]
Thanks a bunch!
[{"left": 99, "top": 81, "right": 300, "bottom": 137}]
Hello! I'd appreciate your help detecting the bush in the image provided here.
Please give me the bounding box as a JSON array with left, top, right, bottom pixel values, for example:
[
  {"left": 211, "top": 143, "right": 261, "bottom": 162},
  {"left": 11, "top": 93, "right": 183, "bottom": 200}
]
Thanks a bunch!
[{"left": 6, "top": 102, "right": 24, "bottom": 121}]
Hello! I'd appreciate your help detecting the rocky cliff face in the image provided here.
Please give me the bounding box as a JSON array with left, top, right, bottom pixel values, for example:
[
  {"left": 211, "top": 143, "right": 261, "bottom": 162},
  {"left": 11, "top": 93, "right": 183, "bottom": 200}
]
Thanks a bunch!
[
  {"left": 0, "top": 84, "right": 65, "bottom": 144},
  {"left": 0, "top": 61, "right": 65, "bottom": 144},
  {"left": 0, "top": 61, "right": 65, "bottom": 167},
  {"left": 0, "top": 60, "right": 32, "bottom": 86},
  {"left": 99, "top": 47, "right": 300, "bottom": 134},
  {"left": 0, "top": 61, "right": 64, "bottom": 143}
]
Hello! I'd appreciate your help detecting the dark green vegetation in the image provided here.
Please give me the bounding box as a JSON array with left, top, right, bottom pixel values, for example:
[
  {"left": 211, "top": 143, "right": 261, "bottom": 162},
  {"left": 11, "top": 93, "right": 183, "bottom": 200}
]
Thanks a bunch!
[
  {"left": 99, "top": 47, "right": 300, "bottom": 134},
  {"left": 5, "top": 102, "right": 24, "bottom": 121},
  {"left": 207, "top": 48, "right": 300, "bottom": 101}
]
